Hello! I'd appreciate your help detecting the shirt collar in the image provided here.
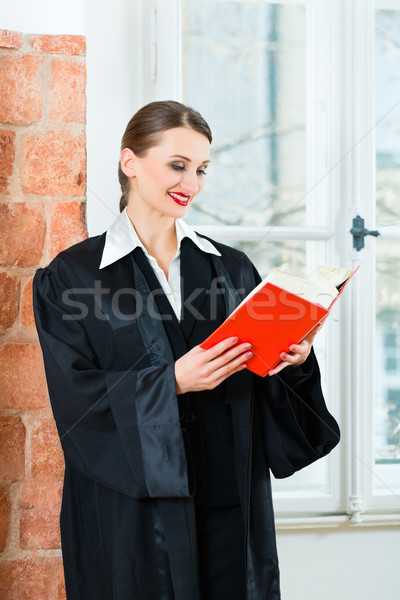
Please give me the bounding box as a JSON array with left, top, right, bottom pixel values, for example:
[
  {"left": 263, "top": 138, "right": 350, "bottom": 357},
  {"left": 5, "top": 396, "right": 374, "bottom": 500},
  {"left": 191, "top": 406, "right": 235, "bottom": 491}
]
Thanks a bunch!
[{"left": 99, "top": 208, "right": 221, "bottom": 269}]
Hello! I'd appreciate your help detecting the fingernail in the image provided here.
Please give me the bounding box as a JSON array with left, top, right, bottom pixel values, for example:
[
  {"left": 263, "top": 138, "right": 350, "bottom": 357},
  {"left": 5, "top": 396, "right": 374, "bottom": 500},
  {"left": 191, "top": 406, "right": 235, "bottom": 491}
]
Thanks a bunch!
[{"left": 246, "top": 351, "right": 253, "bottom": 358}]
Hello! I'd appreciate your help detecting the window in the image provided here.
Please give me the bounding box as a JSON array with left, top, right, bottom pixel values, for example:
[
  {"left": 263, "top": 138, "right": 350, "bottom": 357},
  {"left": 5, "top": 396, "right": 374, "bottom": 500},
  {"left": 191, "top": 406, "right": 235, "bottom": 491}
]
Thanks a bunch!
[
  {"left": 373, "top": 0, "right": 400, "bottom": 503},
  {"left": 145, "top": 0, "right": 400, "bottom": 518}
]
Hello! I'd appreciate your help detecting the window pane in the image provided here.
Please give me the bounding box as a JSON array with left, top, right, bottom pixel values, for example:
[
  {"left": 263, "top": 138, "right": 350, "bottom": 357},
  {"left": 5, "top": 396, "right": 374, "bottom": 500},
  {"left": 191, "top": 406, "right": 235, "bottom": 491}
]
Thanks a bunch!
[
  {"left": 375, "top": 240, "right": 400, "bottom": 465},
  {"left": 182, "top": 0, "right": 307, "bottom": 227},
  {"left": 375, "top": 9, "right": 400, "bottom": 227},
  {"left": 234, "top": 238, "right": 307, "bottom": 278},
  {"left": 374, "top": 9, "right": 400, "bottom": 476}
]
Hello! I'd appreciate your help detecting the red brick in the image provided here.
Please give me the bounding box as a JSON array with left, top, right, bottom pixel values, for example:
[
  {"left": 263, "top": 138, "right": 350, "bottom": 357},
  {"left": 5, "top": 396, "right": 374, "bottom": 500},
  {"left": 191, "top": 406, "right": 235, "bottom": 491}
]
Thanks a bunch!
[
  {"left": 50, "top": 200, "right": 87, "bottom": 257},
  {"left": 0, "top": 55, "right": 42, "bottom": 123},
  {"left": 0, "top": 130, "right": 16, "bottom": 194},
  {"left": 30, "top": 34, "right": 86, "bottom": 56},
  {"left": 0, "top": 416, "right": 26, "bottom": 483},
  {"left": 0, "top": 343, "right": 48, "bottom": 410},
  {"left": 31, "top": 418, "right": 64, "bottom": 479},
  {"left": 50, "top": 59, "right": 86, "bottom": 123},
  {"left": 0, "top": 272, "right": 20, "bottom": 334},
  {"left": 21, "top": 130, "right": 86, "bottom": 196},
  {"left": 0, "top": 485, "right": 11, "bottom": 552},
  {"left": 0, "top": 560, "right": 54, "bottom": 600},
  {"left": 20, "top": 276, "right": 35, "bottom": 331},
  {"left": 0, "top": 29, "right": 23, "bottom": 49},
  {"left": 0, "top": 202, "right": 46, "bottom": 267},
  {"left": 19, "top": 480, "right": 62, "bottom": 549},
  {"left": 57, "top": 562, "right": 67, "bottom": 600}
]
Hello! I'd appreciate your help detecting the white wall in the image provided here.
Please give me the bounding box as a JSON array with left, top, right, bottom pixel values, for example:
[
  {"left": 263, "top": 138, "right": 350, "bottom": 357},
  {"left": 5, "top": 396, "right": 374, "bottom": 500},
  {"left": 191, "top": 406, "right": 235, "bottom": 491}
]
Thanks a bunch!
[
  {"left": 277, "top": 525, "right": 399, "bottom": 600},
  {"left": 85, "top": 0, "right": 142, "bottom": 235},
  {"left": 1, "top": 0, "right": 84, "bottom": 34}
]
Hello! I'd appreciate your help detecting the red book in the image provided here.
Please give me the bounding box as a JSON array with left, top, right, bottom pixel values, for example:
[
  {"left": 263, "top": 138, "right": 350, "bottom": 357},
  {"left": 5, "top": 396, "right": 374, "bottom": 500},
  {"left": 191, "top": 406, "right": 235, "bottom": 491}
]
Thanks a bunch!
[{"left": 200, "top": 265, "right": 360, "bottom": 377}]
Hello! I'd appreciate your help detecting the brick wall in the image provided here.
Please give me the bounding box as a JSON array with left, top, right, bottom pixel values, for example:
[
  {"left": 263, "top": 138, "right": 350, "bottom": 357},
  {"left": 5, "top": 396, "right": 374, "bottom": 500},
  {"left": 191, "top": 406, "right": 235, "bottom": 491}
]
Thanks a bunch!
[{"left": 0, "top": 29, "right": 87, "bottom": 599}]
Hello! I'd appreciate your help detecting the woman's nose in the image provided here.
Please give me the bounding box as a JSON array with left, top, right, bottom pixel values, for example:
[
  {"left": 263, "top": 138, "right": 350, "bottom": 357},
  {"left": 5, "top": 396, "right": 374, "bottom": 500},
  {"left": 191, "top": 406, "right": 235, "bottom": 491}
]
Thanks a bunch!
[{"left": 180, "top": 170, "right": 200, "bottom": 195}]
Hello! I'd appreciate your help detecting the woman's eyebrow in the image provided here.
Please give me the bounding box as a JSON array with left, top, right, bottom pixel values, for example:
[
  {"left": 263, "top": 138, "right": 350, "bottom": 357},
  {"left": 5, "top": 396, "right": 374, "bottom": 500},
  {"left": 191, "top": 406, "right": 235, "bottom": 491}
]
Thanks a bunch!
[{"left": 169, "top": 154, "right": 210, "bottom": 164}]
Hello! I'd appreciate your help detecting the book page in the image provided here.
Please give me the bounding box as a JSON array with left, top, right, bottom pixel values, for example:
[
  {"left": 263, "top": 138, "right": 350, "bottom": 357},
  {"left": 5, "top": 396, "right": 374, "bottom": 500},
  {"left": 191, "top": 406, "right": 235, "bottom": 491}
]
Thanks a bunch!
[
  {"left": 308, "top": 265, "right": 353, "bottom": 294},
  {"left": 266, "top": 271, "right": 335, "bottom": 309},
  {"left": 228, "top": 264, "right": 355, "bottom": 316}
]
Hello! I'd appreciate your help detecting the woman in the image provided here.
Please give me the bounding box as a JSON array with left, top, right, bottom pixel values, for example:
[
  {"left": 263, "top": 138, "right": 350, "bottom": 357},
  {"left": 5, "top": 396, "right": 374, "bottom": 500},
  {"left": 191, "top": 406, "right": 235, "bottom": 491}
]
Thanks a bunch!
[{"left": 33, "top": 101, "right": 340, "bottom": 600}]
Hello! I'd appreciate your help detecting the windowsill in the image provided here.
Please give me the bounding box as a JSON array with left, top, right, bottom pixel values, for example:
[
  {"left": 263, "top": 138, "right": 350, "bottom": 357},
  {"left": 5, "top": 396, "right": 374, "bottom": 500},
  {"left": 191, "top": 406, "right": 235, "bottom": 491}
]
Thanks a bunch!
[{"left": 275, "top": 512, "right": 400, "bottom": 531}]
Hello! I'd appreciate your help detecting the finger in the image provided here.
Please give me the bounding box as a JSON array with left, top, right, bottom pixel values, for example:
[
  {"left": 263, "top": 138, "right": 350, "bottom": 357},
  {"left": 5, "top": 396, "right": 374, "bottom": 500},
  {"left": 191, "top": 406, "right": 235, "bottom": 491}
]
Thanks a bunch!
[
  {"left": 215, "top": 362, "right": 247, "bottom": 383},
  {"left": 280, "top": 351, "right": 302, "bottom": 364},
  {"left": 202, "top": 336, "right": 239, "bottom": 360},
  {"left": 211, "top": 349, "right": 252, "bottom": 380},
  {"left": 209, "top": 342, "right": 252, "bottom": 370},
  {"left": 268, "top": 361, "right": 290, "bottom": 376},
  {"left": 212, "top": 361, "right": 249, "bottom": 387},
  {"left": 284, "top": 342, "right": 311, "bottom": 367},
  {"left": 288, "top": 342, "right": 308, "bottom": 355}
]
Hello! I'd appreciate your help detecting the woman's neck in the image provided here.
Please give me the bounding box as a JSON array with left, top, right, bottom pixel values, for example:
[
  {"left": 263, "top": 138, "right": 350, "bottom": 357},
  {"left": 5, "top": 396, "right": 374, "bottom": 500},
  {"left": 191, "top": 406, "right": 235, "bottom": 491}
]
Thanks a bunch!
[{"left": 126, "top": 202, "right": 178, "bottom": 263}]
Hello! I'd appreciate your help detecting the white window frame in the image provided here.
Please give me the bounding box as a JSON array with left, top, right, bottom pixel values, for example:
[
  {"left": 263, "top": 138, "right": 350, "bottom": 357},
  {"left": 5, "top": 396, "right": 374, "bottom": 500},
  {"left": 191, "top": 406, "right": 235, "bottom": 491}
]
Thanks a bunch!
[{"left": 140, "top": 0, "right": 400, "bottom": 520}]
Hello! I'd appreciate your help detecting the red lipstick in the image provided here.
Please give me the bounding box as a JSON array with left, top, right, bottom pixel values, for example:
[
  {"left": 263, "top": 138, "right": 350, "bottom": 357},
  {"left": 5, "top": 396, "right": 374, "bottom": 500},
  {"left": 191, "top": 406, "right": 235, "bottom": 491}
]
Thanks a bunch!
[{"left": 168, "top": 192, "right": 191, "bottom": 206}]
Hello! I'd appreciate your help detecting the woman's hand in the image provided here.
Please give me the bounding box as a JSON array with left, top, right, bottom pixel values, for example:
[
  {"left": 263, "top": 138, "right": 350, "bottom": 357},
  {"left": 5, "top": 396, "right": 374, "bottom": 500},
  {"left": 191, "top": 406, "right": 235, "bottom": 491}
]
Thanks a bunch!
[
  {"left": 174, "top": 337, "right": 252, "bottom": 394},
  {"left": 268, "top": 323, "right": 323, "bottom": 377}
]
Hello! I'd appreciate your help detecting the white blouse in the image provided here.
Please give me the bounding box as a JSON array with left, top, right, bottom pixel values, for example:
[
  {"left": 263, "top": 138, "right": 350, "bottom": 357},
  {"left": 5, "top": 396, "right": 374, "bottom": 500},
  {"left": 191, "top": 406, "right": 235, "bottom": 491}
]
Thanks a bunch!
[{"left": 99, "top": 208, "right": 221, "bottom": 320}]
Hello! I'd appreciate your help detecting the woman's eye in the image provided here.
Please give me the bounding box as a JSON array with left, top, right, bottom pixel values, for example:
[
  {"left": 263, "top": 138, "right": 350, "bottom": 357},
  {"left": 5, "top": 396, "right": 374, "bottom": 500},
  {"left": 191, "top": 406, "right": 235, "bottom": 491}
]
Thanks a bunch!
[{"left": 170, "top": 163, "right": 207, "bottom": 175}]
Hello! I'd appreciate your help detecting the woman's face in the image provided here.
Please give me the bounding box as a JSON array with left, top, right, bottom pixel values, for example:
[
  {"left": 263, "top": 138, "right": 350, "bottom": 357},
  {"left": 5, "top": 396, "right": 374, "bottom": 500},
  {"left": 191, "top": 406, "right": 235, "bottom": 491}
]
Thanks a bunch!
[{"left": 127, "top": 126, "right": 210, "bottom": 219}]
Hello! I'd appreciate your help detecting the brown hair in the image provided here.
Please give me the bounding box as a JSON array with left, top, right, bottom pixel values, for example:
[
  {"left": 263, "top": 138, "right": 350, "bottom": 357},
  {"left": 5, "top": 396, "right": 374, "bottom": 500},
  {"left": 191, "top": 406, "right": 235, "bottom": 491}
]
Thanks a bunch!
[{"left": 118, "top": 100, "right": 212, "bottom": 212}]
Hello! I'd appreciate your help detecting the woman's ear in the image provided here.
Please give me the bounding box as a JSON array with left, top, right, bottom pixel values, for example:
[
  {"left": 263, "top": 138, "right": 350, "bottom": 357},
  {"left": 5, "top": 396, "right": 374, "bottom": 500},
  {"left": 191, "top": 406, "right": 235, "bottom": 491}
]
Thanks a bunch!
[{"left": 120, "top": 148, "right": 137, "bottom": 178}]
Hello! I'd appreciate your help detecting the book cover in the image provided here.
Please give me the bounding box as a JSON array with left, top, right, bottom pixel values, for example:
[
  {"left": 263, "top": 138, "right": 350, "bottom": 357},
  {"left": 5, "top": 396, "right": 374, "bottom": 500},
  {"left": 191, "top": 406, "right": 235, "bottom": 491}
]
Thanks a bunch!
[{"left": 200, "top": 266, "right": 359, "bottom": 377}]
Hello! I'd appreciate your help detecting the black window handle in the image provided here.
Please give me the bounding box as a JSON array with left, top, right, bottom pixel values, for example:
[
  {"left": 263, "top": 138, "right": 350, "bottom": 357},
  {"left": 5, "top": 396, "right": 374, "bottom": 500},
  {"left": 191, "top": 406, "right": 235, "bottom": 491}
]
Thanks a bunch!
[{"left": 350, "top": 215, "right": 380, "bottom": 251}]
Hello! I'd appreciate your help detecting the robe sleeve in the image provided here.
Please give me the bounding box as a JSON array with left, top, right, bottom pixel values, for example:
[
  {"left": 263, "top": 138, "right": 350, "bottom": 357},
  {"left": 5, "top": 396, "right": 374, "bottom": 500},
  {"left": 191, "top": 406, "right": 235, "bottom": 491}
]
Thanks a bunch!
[
  {"left": 250, "top": 263, "right": 340, "bottom": 478},
  {"left": 256, "top": 349, "right": 340, "bottom": 478},
  {"left": 33, "top": 266, "right": 190, "bottom": 499}
]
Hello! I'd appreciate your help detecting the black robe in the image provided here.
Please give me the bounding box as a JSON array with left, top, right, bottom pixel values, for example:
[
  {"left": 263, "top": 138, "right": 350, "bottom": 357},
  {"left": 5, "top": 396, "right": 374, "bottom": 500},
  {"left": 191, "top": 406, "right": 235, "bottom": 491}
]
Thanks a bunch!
[{"left": 33, "top": 232, "right": 340, "bottom": 600}]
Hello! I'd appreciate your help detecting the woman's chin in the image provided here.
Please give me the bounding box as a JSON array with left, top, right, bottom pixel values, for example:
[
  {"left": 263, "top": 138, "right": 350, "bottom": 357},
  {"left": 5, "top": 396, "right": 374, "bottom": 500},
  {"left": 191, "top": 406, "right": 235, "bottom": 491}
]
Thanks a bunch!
[{"left": 168, "top": 201, "right": 191, "bottom": 218}]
